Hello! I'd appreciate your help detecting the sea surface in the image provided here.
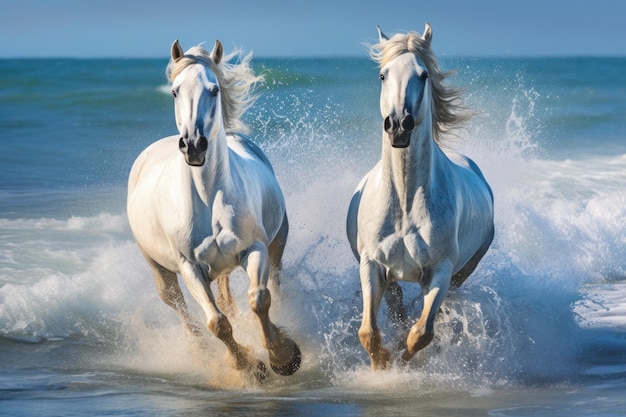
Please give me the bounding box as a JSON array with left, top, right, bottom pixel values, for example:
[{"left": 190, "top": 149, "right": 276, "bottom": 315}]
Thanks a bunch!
[{"left": 1, "top": 54, "right": 626, "bottom": 416}]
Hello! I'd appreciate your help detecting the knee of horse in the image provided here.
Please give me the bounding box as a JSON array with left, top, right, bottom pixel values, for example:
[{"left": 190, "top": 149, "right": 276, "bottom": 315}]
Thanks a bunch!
[
  {"left": 248, "top": 287, "right": 271, "bottom": 316},
  {"left": 208, "top": 313, "right": 233, "bottom": 341}
]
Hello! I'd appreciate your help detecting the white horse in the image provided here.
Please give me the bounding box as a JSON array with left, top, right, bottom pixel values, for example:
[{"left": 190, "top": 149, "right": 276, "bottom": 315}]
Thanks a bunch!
[
  {"left": 127, "top": 40, "right": 301, "bottom": 380},
  {"left": 346, "top": 24, "right": 494, "bottom": 370}
]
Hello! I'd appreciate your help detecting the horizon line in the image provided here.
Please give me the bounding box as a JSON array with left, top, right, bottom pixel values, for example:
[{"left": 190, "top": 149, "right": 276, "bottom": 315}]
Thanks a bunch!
[{"left": 2, "top": 52, "right": 626, "bottom": 60}]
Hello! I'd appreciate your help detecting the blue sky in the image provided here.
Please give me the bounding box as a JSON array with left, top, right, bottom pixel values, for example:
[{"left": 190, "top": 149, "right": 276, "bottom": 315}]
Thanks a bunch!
[{"left": 2, "top": 0, "right": 625, "bottom": 58}]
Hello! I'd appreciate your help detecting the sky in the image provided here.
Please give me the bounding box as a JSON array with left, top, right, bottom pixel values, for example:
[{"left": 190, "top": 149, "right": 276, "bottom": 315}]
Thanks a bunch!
[{"left": 1, "top": 0, "right": 625, "bottom": 58}]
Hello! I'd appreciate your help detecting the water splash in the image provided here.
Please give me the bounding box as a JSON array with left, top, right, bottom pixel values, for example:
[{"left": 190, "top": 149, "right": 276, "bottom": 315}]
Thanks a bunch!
[{"left": 2, "top": 64, "right": 625, "bottom": 392}]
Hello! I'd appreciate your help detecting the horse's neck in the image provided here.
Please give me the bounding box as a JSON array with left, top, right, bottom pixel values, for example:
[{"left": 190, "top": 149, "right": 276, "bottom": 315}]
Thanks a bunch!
[
  {"left": 382, "top": 126, "right": 443, "bottom": 210},
  {"left": 184, "top": 133, "right": 231, "bottom": 206}
]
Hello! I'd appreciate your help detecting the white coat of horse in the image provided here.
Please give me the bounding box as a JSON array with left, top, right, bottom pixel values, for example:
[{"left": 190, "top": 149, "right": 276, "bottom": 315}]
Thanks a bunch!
[
  {"left": 346, "top": 24, "right": 494, "bottom": 370},
  {"left": 127, "top": 40, "right": 301, "bottom": 380}
]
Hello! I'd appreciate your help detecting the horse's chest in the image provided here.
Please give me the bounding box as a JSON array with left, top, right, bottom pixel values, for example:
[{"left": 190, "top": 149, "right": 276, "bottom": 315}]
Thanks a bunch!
[
  {"left": 376, "top": 229, "right": 428, "bottom": 282},
  {"left": 174, "top": 204, "right": 253, "bottom": 275},
  {"left": 191, "top": 226, "right": 241, "bottom": 273}
]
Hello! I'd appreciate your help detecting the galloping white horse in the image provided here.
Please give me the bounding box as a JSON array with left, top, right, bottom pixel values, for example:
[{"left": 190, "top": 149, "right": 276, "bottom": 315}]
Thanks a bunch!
[
  {"left": 347, "top": 24, "right": 494, "bottom": 370},
  {"left": 127, "top": 40, "right": 301, "bottom": 379}
]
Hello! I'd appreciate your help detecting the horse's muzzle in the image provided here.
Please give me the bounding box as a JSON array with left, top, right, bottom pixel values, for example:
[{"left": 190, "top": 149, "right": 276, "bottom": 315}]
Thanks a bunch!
[
  {"left": 384, "top": 114, "right": 414, "bottom": 148},
  {"left": 179, "top": 136, "right": 208, "bottom": 166}
]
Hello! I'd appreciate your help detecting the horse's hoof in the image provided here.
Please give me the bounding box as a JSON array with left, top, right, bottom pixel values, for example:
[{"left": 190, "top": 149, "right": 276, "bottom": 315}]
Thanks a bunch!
[
  {"left": 252, "top": 361, "right": 269, "bottom": 384},
  {"left": 270, "top": 343, "right": 302, "bottom": 376}
]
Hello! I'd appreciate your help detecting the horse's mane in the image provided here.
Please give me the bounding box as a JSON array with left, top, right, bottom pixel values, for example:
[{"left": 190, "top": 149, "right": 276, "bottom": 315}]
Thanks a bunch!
[
  {"left": 166, "top": 45, "right": 263, "bottom": 135},
  {"left": 370, "top": 31, "right": 472, "bottom": 144}
]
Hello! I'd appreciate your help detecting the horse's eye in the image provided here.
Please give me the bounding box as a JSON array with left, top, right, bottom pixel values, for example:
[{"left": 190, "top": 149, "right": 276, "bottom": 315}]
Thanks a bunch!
[
  {"left": 211, "top": 86, "right": 220, "bottom": 97},
  {"left": 379, "top": 73, "right": 385, "bottom": 81},
  {"left": 172, "top": 90, "right": 177, "bottom": 98}
]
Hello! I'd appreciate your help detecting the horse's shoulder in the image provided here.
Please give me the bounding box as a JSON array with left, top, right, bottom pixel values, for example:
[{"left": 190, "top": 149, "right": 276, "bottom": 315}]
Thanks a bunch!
[{"left": 129, "top": 135, "right": 179, "bottom": 187}]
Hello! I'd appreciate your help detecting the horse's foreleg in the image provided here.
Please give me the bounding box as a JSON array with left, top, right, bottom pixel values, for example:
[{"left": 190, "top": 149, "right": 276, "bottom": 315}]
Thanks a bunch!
[
  {"left": 178, "top": 262, "right": 253, "bottom": 372},
  {"left": 358, "top": 259, "right": 390, "bottom": 370},
  {"left": 243, "top": 241, "right": 301, "bottom": 376},
  {"left": 401, "top": 262, "right": 452, "bottom": 362}
]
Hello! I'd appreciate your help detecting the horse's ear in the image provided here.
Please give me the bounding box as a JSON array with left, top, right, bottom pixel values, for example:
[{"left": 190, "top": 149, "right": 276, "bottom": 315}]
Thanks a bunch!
[
  {"left": 377, "top": 25, "right": 389, "bottom": 42},
  {"left": 211, "top": 40, "right": 223, "bottom": 64},
  {"left": 422, "top": 23, "right": 433, "bottom": 45},
  {"left": 171, "top": 39, "right": 184, "bottom": 62}
]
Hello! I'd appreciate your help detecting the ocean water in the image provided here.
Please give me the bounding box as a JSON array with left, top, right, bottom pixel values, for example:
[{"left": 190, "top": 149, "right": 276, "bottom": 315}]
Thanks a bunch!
[{"left": 1, "top": 55, "right": 626, "bottom": 416}]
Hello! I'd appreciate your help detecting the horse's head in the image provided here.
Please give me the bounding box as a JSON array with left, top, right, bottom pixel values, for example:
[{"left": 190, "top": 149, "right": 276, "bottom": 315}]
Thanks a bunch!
[
  {"left": 376, "top": 25, "right": 433, "bottom": 148},
  {"left": 170, "top": 40, "right": 224, "bottom": 166},
  {"left": 372, "top": 24, "right": 471, "bottom": 147}
]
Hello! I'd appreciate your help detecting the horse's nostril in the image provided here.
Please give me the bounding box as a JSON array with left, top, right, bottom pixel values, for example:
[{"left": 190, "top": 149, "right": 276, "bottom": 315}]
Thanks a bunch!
[
  {"left": 198, "top": 136, "right": 208, "bottom": 152},
  {"left": 178, "top": 137, "right": 188, "bottom": 152},
  {"left": 401, "top": 115, "right": 414, "bottom": 131},
  {"left": 384, "top": 116, "right": 393, "bottom": 134}
]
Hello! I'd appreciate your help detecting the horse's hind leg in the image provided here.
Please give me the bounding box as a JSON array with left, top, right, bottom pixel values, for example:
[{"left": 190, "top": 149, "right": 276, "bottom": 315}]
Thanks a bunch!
[
  {"left": 268, "top": 214, "right": 288, "bottom": 285},
  {"left": 216, "top": 274, "right": 237, "bottom": 316},
  {"left": 143, "top": 253, "right": 201, "bottom": 336},
  {"left": 385, "top": 281, "right": 408, "bottom": 330},
  {"left": 265, "top": 214, "right": 288, "bottom": 300},
  {"left": 243, "top": 240, "right": 301, "bottom": 376},
  {"left": 451, "top": 226, "right": 494, "bottom": 288},
  {"left": 385, "top": 282, "right": 410, "bottom": 351}
]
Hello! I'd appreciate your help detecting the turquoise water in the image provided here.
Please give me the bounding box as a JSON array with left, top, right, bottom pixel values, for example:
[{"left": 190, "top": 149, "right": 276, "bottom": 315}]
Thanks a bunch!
[{"left": 1, "top": 55, "right": 626, "bottom": 416}]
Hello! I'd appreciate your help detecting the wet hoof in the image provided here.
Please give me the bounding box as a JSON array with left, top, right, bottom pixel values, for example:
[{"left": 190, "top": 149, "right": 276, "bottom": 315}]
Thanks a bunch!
[
  {"left": 252, "top": 361, "right": 269, "bottom": 384},
  {"left": 270, "top": 343, "right": 302, "bottom": 376}
]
